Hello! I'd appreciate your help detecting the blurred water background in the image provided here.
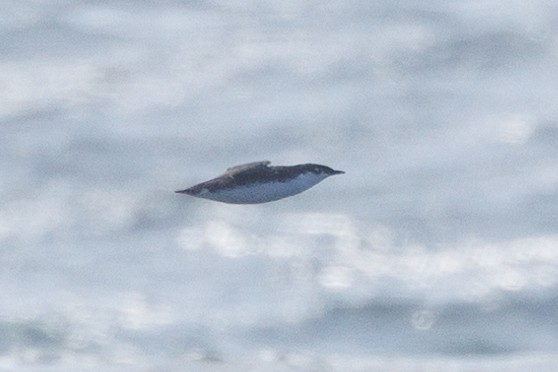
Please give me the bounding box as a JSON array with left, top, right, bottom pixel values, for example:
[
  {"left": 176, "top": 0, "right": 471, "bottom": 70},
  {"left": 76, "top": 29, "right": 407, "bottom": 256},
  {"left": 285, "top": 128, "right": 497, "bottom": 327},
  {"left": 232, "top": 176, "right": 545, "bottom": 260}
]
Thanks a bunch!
[{"left": 1, "top": 0, "right": 558, "bottom": 371}]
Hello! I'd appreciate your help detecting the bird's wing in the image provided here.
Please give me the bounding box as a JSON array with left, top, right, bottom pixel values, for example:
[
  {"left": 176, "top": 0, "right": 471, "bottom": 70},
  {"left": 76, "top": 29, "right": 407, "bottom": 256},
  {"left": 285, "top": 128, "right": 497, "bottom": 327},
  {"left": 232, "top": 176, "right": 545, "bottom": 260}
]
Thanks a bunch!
[{"left": 225, "top": 161, "right": 271, "bottom": 176}]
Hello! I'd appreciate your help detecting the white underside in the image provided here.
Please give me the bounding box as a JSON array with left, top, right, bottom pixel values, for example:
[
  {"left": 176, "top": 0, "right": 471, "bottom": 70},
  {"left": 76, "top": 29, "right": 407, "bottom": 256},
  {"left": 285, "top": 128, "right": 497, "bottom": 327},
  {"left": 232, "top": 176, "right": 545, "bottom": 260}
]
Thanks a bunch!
[{"left": 199, "top": 173, "right": 329, "bottom": 204}]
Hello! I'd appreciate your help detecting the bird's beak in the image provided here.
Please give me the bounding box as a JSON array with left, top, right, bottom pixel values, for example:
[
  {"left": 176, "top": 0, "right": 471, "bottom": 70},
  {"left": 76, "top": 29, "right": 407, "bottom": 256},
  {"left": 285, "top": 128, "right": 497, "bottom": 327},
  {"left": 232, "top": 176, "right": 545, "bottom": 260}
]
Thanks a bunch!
[{"left": 333, "top": 170, "right": 345, "bottom": 175}]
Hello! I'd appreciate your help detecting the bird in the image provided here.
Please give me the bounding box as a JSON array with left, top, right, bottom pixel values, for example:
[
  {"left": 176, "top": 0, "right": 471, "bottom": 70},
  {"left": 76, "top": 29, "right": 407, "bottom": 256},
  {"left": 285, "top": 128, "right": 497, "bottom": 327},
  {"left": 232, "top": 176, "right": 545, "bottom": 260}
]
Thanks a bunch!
[{"left": 175, "top": 161, "right": 344, "bottom": 204}]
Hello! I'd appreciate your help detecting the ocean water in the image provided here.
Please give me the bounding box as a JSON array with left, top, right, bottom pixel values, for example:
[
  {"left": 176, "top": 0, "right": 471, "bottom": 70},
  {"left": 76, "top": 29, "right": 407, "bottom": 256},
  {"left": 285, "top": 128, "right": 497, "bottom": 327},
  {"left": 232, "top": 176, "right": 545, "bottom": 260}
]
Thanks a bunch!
[{"left": 1, "top": 0, "right": 558, "bottom": 371}]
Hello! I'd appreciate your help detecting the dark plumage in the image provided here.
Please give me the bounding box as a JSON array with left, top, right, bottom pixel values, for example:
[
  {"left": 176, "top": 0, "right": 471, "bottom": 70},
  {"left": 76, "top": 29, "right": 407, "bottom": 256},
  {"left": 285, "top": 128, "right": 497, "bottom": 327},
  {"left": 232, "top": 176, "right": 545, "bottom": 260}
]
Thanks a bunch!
[{"left": 175, "top": 161, "right": 344, "bottom": 204}]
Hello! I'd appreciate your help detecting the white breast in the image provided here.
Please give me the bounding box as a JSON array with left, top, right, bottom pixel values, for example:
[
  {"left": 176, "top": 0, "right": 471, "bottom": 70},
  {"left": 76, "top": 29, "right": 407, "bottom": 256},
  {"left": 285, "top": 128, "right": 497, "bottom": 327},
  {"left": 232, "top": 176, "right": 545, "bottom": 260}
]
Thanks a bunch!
[{"left": 202, "top": 173, "right": 328, "bottom": 204}]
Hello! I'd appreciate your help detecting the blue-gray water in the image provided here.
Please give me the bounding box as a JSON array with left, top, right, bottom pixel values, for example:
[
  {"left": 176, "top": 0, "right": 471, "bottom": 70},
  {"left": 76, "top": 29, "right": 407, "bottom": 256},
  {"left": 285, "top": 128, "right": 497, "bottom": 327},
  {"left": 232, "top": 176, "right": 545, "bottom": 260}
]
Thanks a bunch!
[{"left": 2, "top": 1, "right": 558, "bottom": 371}]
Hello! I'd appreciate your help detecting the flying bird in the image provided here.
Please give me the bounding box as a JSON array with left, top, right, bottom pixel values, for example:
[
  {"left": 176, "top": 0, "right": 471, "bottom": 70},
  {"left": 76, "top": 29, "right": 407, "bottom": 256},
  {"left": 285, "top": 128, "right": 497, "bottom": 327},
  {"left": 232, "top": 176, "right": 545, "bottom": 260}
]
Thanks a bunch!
[{"left": 175, "top": 161, "right": 344, "bottom": 204}]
